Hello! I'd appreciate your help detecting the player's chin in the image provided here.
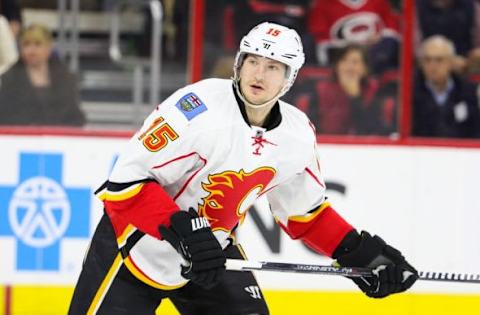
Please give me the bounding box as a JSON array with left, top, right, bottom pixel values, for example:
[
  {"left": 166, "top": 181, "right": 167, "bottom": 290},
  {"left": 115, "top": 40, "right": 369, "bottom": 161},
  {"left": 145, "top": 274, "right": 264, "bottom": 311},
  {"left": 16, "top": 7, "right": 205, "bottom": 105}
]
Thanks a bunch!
[
  {"left": 248, "top": 98, "right": 267, "bottom": 106},
  {"left": 242, "top": 93, "right": 258, "bottom": 104}
]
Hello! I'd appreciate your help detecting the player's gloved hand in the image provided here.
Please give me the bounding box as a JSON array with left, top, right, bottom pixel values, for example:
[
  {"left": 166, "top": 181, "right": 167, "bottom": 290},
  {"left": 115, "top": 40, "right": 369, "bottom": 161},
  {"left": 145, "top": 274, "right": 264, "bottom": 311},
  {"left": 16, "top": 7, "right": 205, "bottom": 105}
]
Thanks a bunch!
[
  {"left": 158, "top": 208, "right": 226, "bottom": 289},
  {"left": 334, "top": 230, "right": 418, "bottom": 298}
]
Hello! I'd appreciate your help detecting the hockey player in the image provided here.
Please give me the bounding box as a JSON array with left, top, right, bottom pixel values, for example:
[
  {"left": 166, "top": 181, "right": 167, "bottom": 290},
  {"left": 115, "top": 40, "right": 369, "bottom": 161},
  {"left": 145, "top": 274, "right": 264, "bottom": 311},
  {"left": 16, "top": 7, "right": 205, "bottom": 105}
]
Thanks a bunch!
[{"left": 68, "top": 22, "right": 417, "bottom": 315}]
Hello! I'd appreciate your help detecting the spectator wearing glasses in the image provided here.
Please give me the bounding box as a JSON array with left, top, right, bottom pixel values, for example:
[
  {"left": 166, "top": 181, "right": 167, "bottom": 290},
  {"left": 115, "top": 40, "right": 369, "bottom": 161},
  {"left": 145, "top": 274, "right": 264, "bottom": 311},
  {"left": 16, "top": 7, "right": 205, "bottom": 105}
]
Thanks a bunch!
[
  {"left": 415, "top": 0, "right": 480, "bottom": 73},
  {"left": 413, "top": 35, "right": 480, "bottom": 138}
]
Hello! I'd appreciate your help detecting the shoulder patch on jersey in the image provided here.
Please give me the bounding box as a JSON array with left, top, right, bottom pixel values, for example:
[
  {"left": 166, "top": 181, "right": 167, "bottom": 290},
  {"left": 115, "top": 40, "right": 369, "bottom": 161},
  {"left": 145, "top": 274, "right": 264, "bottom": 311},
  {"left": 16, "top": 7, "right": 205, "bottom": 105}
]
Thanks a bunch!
[{"left": 175, "top": 92, "right": 207, "bottom": 120}]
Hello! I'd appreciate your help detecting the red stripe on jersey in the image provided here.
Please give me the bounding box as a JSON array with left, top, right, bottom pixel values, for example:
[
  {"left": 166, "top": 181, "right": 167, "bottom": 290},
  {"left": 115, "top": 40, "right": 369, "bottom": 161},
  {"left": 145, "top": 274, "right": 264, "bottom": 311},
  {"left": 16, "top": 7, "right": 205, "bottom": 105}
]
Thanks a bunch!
[
  {"left": 152, "top": 152, "right": 201, "bottom": 169},
  {"left": 280, "top": 205, "right": 353, "bottom": 257},
  {"left": 151, "top": 152, "right": 207, "bottom": 201},
  {"left": 173, "top": 155, "right": 206, "bottom": 200},
  {"left": 105, "top": 182, "right": 180, "bottom": 239},
  {"left": 305, "top": 167, "right": 325, "bottom": 188},
  {"left": 258, "top": 184, "right": 278, "bottom": 197}
]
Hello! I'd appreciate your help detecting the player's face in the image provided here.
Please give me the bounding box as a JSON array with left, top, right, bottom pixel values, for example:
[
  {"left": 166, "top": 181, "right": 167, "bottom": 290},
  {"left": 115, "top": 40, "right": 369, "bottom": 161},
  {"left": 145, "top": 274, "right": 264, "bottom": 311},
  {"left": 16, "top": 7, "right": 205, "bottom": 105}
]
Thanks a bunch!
[{"left": 239, "top": 55, "right": 287, "bottom": 105}]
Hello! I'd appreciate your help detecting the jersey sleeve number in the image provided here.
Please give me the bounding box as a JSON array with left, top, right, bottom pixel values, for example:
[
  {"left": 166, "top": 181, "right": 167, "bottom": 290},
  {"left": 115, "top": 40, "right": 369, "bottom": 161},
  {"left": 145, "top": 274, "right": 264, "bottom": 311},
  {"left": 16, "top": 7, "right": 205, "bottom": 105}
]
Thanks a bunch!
[{"left": 139, "top": 117, "right": 179, "bottom": 152}]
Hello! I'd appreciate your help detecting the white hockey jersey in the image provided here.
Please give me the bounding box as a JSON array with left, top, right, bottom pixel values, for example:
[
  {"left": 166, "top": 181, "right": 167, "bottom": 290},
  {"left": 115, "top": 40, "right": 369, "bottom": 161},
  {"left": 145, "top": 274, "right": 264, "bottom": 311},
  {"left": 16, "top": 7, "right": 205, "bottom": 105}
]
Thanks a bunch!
[{"left": 97, "top": 78, "right": 352, "bottom": 289}]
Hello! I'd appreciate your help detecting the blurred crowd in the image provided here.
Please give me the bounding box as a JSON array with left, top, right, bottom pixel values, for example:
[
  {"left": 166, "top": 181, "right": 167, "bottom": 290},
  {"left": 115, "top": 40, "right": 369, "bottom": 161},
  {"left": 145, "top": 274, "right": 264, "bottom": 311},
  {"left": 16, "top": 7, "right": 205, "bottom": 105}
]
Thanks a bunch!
[
  {"left": 0, "top": 0, "right": 479, "bottom": 139},
  {"left": 0, "top": 0, "right": 85, "bottom": 126},
  {"left": 206, "top": 0, "right": 480, "bottom": 139}
]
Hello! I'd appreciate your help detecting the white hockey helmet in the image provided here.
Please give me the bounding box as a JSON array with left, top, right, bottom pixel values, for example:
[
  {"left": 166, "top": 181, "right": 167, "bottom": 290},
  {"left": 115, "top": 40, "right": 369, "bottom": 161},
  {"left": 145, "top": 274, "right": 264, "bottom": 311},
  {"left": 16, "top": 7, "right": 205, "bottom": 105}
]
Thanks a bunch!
[{"left": 233, "top": 22, "right": 305, "bottom": 97}]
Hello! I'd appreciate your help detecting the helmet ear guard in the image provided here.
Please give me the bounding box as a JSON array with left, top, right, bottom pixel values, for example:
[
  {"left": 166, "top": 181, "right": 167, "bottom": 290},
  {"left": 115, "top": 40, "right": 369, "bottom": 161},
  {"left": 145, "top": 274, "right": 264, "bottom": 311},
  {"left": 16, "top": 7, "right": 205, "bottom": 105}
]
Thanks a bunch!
[{"left": 233, "top": 22, "right": 305, "bottom": 98}]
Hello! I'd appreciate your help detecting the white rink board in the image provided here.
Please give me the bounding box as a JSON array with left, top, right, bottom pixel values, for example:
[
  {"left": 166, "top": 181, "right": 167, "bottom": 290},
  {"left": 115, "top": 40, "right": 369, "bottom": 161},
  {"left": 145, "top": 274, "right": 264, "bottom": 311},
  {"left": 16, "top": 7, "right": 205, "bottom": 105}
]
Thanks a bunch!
[
  {"left": 0, "top": 135, "right": 479, "bottom": 294},
  {"left": 239, "top": 144, "right": 480, "bottom": 294}
]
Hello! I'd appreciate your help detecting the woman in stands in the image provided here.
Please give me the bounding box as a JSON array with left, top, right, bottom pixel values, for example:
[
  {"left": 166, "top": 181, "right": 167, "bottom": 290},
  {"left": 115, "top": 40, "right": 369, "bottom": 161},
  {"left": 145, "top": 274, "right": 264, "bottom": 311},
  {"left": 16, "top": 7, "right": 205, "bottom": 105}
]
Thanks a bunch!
[
  {"left": 0, "top": 24, "right": 85, "bottom": 126},
  {"left": 313, "top": 44, "right": 397, "bottom": 135}
]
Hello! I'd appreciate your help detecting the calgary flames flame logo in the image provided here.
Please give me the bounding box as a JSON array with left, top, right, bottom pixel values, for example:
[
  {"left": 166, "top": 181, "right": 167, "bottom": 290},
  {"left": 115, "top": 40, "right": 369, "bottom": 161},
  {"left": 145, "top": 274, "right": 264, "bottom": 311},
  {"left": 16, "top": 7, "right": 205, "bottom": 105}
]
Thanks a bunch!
[{"left": 198, "top": 167, "right": 276, "bottom": 232}]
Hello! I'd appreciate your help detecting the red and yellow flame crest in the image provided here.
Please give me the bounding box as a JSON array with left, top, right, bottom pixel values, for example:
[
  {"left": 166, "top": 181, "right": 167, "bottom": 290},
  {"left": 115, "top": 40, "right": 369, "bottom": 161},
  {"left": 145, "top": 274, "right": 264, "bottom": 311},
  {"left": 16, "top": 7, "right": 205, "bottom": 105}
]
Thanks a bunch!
[{"left": 198, "top": 167, "right": 276, "bottom": 232}]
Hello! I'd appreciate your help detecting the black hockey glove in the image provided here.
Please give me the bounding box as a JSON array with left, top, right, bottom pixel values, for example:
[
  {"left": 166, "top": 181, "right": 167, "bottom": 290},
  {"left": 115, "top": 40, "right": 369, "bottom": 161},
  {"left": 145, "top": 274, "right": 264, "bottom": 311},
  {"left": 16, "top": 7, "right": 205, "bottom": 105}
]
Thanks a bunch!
[
  {"left": 333, "top": 230, "right": 418, "bottom": 298},
  {"left": 158, "top": 208, "right": 226, "bottom": 289}
]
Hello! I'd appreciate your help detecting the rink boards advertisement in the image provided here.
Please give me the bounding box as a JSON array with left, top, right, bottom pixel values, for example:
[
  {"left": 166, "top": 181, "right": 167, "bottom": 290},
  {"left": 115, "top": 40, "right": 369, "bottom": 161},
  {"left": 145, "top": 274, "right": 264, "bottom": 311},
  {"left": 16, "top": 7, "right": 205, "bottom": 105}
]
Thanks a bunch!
[{"left": 1, "top": 133, "right": 480, "bottom": 314}]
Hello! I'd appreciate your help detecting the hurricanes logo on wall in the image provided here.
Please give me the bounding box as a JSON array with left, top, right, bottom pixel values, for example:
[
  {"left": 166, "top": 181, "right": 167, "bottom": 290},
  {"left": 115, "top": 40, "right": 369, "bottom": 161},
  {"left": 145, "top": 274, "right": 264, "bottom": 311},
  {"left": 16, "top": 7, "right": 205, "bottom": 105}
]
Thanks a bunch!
[
  {"left": 198, "top": 167, "right": 276, "bottom": 232},
  {"left": 331, "top": 12, "right": 382, "bottom": 43}
]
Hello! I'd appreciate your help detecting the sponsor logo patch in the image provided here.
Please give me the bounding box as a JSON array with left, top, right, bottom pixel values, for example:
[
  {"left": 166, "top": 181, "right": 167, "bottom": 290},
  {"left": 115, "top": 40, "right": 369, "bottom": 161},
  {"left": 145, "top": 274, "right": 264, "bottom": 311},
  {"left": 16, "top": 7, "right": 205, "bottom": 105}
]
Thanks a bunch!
[{"left": 175, "top": 92, "right": 207, "bottom": 120}]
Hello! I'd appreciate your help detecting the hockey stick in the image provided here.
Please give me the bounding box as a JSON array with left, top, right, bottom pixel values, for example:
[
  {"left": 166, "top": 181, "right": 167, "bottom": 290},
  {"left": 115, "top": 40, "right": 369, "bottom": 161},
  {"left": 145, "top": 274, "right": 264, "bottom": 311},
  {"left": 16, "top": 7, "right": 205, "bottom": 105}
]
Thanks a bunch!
[{"left": 226, "top": 259, "right": 480, "bottom": 284}]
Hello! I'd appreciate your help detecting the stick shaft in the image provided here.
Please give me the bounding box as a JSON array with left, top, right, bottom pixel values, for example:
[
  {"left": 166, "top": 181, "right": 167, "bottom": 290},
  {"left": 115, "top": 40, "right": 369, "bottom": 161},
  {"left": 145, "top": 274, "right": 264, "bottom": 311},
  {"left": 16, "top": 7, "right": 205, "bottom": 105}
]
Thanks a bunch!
[
  {"left": 226, "top": 259, "right": 480, "bottom": 284},
  {"left": 226, "top": 259, "right": 372, "bottom": 277}
]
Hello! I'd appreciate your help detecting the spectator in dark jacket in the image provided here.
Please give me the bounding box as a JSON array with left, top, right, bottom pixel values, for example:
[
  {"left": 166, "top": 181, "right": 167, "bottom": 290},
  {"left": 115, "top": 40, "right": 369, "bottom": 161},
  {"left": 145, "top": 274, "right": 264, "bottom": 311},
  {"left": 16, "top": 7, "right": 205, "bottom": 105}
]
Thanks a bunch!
[
  {"left": 0, "top": 24, "right": 85, "bottom": 126},
  {"left": 413, "top": 35, "right": 480, "bottom": 138},
  {"left": 415, "top": 0, "right": 480, "bottom": 73}
]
